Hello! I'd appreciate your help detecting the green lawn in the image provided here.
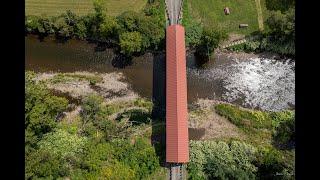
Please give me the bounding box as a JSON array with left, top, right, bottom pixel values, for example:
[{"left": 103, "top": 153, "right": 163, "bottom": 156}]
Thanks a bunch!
[
  {"left": 186, "top": 0, "right": 261, "bottom": 35},
  {"left": 25, "top": 0, "right": 148, "bottom": 16}
]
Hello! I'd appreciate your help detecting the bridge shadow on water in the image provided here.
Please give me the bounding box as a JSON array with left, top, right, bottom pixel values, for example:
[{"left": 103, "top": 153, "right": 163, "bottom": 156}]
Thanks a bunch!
[{"left": 151, "top": 52, "right": 167, "bottom": 167}]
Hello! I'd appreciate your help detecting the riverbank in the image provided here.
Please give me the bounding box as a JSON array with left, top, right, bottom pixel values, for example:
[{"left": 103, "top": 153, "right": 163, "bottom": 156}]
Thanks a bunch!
[{"left": 26, "top": 69, "right": 295, "bottom": 179}]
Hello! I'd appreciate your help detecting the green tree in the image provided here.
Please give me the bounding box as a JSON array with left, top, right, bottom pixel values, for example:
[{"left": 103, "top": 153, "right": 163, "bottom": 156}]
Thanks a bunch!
[
  {"left": 99, "top": 16, "right": 120, "bottom": 40},
  {"left": 137, "top": 16, "right": 165, "bottom": 50},
  {"left": 195, "top": 27, "right": 228, "bottom": 60},
  {"left": 117, "top": 11, "right": 143, "bottom": 32},
  {"left": 25, "top": 15, "right": 41, "bottom": 33},
  {"left": 119, "top": 31, "right": 143, "bottom": 56},
  {"left": 25, "top": 149, "right": 67, "bottom": 179},
  {"left": 74, "top": 18, "right": 87, "bottom": 39},
  {"left": 25, "top": 71, "right": 68, "bottom": 152},
  {"left": 266, "top": 8, "right": 295, "bottom": 40}
]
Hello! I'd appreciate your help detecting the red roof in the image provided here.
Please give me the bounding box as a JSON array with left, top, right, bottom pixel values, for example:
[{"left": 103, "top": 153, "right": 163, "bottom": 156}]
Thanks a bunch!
[{"left": 166, "top": 24, "right": 189, "bottom": 163}]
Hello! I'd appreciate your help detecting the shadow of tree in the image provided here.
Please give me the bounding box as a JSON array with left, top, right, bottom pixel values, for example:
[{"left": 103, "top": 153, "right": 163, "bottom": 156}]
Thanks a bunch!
[
  {"left": 111, "top": 53, "right": 133, "bottom": 68},
  {"left": 115, "top": 109, "right": 152, "bottom": 126}
]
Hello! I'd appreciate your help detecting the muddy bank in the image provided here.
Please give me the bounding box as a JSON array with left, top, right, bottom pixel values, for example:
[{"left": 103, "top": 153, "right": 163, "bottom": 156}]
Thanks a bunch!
[{"left": 34, "top": 71, "right": 139, "bottom": 104}]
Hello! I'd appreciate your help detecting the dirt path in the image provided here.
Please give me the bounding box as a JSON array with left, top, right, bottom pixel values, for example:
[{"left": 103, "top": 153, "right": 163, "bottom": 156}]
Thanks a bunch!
[
  {"left": 255, "top": 0, "right": 264, "bottom": 31},
  {"left": 188, "top": 99, "right": 244, "bottom": 140}
]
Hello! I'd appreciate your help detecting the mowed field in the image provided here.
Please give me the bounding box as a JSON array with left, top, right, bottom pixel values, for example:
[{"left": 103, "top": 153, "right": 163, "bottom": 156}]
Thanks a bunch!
[
  {"left": 26, "top": 0, "right": 148, "bottom": 16},
  {"left": 186, "top": 0, "right": 260, "bottom": 35}
]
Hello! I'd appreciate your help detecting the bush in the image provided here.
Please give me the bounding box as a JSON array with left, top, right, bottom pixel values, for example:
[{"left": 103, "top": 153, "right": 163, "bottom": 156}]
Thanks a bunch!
[
  {"left": 25, "top": 15, "right": 41, "bottom": 34},
  {"left": 188, "top": 140, "right": 257, "bottom": 180},
  {"left": 80, "top": 94, "right": 104, "bottom": 123},
  {"left": 100, "top": 161, "right": 136, "bottom": 180},
  {"left": 195, "top": 27, "right": 228, "bottom": 60},
  {"left": 214, "top": 104, "right": 272, "bottom": 130},
  {"left": 37, "top": 129, "right": 88, "bottom": 158},
  {"left": 119, "top": 31, "right": 143, "bottom": 56},
  {"left": 273, "top": 115, "right": 295, "bottom": 149},
  {"left": 99, "top": 15, "right": 120, "bottom": 40},
  {"left": 111, "top": 138, "right": 160, "bottom": 179},
  {"left": 25, "top": 149, "right": 68, "bottom": 179},
  {"left": 25, "top": 71, "right": 68, "bottom": 150},
  {"left": 254, "top": 147, "right": 295, "bottom": 179}
]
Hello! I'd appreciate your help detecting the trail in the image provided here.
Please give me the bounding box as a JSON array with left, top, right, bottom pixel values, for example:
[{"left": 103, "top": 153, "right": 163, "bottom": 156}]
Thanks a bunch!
[{"left": 255, "top": 0, "right": 264, "bottom": 31}]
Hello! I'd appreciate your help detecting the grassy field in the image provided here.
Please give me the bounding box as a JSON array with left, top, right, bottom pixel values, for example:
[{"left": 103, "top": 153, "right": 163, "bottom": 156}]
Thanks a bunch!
[
  {"left": 185, "top": 0, "right": 261, "bottom": 35},
  {"left": 25, "top": 0, "right": 148, "bottom": 16}
]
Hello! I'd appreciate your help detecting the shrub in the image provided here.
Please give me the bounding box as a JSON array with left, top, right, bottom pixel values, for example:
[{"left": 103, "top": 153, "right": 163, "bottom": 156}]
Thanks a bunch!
[
  {"left": 25, "top": 149, "right": 67, "bottom": 179},
  {"left": 188, "top": 140, "right": 257, "bottom": 180},
  {"left": 195, "top": 27, "right": 228, "bottom": 60},
  {"left": 37, "top": 129, "right": 88, "bottom": 158},
  {"left": 254, "top": 147, "right": 295, "bottom": 179},
  {"left": 80, "top": 94, "right": 104, "bottom": 123},
  {"left": 100, "top": 161, "right": 136, "bottom": 180},
  {"left": 119, "top": 31, "right": 143, "bottom": 56},
  {"left": 273, "top": 115, "right": 295, "bottom": 149},
  {"left": 25, "top": 15, "right": 41, "bottom": 33},
  {"left": 81, "top": 142, "right": 115, "bottom": 172},
  {"left": 111, "top": 138, "right": 160, "bottom": 179},
  {"left": 214, "top": 104, "right": 272, "bottom": 130},
  {"left": 25, "top": 71, "right": 68, "bottom": 150},
  {"left": 99, "top": 16, "right": 120, "bottom": 40}
]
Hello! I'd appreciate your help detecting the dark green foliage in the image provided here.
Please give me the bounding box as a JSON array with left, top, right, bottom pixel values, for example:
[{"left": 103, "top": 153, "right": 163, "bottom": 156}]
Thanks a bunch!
[
  {"left": 116, "top": 8, "right": 165, "bottom": 54},
  {"left": 81, "top": 142, "right": 115, "bottom": 172},
  {"left": 254, "top": 147, "right": 295, "bottom": 179},
  {"left": 79, "top": 94, "right": 132, "bottom": 141},
  {"left": 119, "top": 31, "right": 143, "bottom": 56},
  {"left": 25, "top": 15, "right": 41, "bottom": 34},
  {"left": 25, "top": 149, "right": 68, "bottom": 179},
  {"left": 98, "top": 15, "right": 119, "bottom": 40},
  {"left": 185, "top": 22, "right": 203, "bottom": 47},
  {"left": 215, "top": 104, "right": 295, "bottom": 149},
  {"left": 25, "top": 71, "right": 68, "bottom": 151},
  {"left": 188, "top": 140, "right": 257, "bottom": 180},
  {"left": 195, "top": 27, "right": 228, "bottom": 60},
  {"left": 116, "top": 109, "right": 152, "bottom": 125},
  {"left": 182, "top": 0, "right": 203, "bottom": 47},
  {"left": 111, "top": 138, "right": 160, "bottom": 179},
  {"left": 273, "top": 115, "right": 295, "bottom": 149},
  {"left": 265, "top": 0, "right": 295, "bottom": 12},
  {"left": 80, "top": 94, "right": 104, "bottom": 123}
]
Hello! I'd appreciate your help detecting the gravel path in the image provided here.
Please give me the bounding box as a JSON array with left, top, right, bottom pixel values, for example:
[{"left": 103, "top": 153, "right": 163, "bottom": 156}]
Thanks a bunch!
[{"left": 166, "top": 0, "right": 183, "bottom": 24}]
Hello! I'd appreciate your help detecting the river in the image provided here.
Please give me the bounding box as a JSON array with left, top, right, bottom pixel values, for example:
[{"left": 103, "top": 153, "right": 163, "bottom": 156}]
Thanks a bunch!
[{"left": 25, "top": 35, "right": 295, "bottom": 111}]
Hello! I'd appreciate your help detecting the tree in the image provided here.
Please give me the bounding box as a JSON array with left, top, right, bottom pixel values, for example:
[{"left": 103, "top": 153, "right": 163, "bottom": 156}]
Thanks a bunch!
[
  {"left": 266, "top": 8, "right": 295, "bottom": 40},
  {"left": 25, "top": 15, "right": 41, "bottom": 33},
  {"left": 119, "top": 31, "right": 143, "bottom": 56},
  {"left": 137, "top": 16, "right": 165, "bottom": 50},
  {"left": 195, "top": 27, "right": 228, "bottom": 60},
  {"left": 53, "top": 16, "right": 73, "bottom": 38},
  {"left": 117, "top": 11, "right": 143, "bottom": 32},
  {"left": 25, "top": 71, "right": 68, "bottom": 151},
  {"left": 99, "top": 16, "right": 120, "bottom": 40},
  {"left": 264, "top": 8, "right": 295, "bottom": 56},
  {"left": 74, "top": 18, "right": 87, "bottom": 39}
]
